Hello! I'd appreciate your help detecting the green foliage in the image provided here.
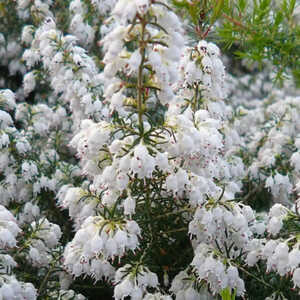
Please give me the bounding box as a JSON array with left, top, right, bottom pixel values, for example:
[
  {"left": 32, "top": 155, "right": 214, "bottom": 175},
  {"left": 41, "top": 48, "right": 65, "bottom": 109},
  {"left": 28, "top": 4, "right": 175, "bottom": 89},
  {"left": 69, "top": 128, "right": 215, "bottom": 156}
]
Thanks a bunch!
[
  {"left": 172, "top": 0, "right": 226, "bottom": 38},
  {"left": 218, "top": 0, "right": 300, "bottom": 86},
  {"left": 171, "top": 0, "right": 300, "bottom": 86},
  {"left": 220, "top": 287, "right": 236, "bottom": 300},
  {"left": 242, "top": 262, "right": 297, "bottom": 300}
]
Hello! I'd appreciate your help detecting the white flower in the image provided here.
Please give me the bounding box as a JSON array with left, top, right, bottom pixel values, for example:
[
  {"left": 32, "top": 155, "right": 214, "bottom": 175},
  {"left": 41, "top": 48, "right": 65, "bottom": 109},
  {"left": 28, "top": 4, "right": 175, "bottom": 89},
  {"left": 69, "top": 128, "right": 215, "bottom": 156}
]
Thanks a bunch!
[
  {"left": 262, "top": 240, "right": 278, "bottom": 258},
  {"left": 21, "top": 161, "right": 39, "bottom": 181},
  {"left": 0, "top": 89, "right": 16, "bottom": 110},
  {"left": 166, "top": 174, "right": 177, "bottom": 192},
  {"left": 16, "top": 138, "right": 31, "bottom": 153},
  {"left": 123, "top": 196, "right": 136, "bottom": 216},
  {"left": 253, "top": 221, "right": 266, "bottom": 235},
  {"left": 116, "top": 172, "right": 129, "bottom": 191},
  {"left": 184, "top": 287, "right": 200, "bottom": 300},
  {"left": 29, "top": 247, "right": 41, "bottom": 264},
  {"left": 114, "top": 277, "right": 134, "bottom": 300},
  {"left": 273, "top": 243, "right": 289, "bottom": 261},
  {"left": 112, "top": 0, "right": 136, "bottom": 23},
  {"left": 0, "top": 205, "right": 21, "bottom": 248},
  {"left": 114, "top": 265, "right": 158, "bottom": 299},
  {"left": 289, "top": 248, "right": 300, "bottom": 270},
  {"left": 131, "top": 144, "right": 156, "bottom": 178},
  {"left": 23, "top": 283, "right": 37, "bottom": 299},
  {"left": 143, "top": 292, "right": 172, "bottom": 300},
  {"left": 267, "top": 216, "right": 283, "bottom": 235},
  {"left": 110, "top": 91, "right": 125, "bottom": 112},
  {"left": 0, "top": 254, "right": 17, "bottom": 273},
  {"left": 0, "top": 283, "right": 14, "bottom": 299},
  {"left": 293, "top": 268, "right": 300, "bottom": 288},
  {"left": 126, "top": 49, "right": 141, "bottom": 75},
  {"left": 176, "top": 169, "right": 189, "bottom": 191},
  {"left": 291, "top": 152, "right": 300, "bottom": 171},
  {"left": 135, "top": 0, "right": 149, "bottom": 15},
  {"left": 246, "top": 251, "right": 260, "bottom": 266},
  {"left": 0, "top": 111, "right": 13, "bottom": 129},
  {"left": 21, "top": 25, "right": 34, "bottom": 44},
  {"left": 242, "top": 206, "right": 255, "bottom": 222},
  {"left": 227, "top": 266, "right": 239, "bottom": 288}
]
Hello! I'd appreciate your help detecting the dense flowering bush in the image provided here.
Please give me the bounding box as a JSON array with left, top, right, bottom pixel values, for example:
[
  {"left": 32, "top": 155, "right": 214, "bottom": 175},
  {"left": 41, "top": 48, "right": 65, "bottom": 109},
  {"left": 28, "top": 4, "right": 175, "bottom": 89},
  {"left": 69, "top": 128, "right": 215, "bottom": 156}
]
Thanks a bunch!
[{"left": 0, "top": 0, "right": 300, "bottom": 299}]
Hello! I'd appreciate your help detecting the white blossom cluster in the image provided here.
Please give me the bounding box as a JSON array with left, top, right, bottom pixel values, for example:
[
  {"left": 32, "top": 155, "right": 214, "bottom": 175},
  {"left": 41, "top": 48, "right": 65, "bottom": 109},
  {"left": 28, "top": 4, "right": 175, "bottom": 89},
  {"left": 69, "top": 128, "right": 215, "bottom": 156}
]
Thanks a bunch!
[
  {"left": 68, "top": 0, "right": 117, "bottom": 47},
  {"left": 0, "top": 31, "right": 25, "bottom": 81},
  {"left": 187, "top": 200, "right": 260, "bottom": 296},
  {"left": 0, "top": 205, "right": 21, "bottom": 249},
  {"left": 0, "top": 275, "right": 37, "bottom": 300},
  {"left": 0, "top": 88, "right": 78, "bottom": 208},
  {"left": 177, "top": 40, "right": 226, "bottom": 100},
  {"left": 234, "top": 93, "right": 300, "bottom": 205},
  {"left": 23, "top": 16, "right": 104, "bottom": 128},
  {"left": 225, "top": 58, "right": 300, "bottom": 297},
  {"left": 170, "top": 269, "right": 213, "bottom": 300},
  {"left": 226, "top": 64, "right": 298, "bottom": 106},
  {"left": 0, "top": 3, "right": 84, "bottom": 295},
  {"left": 26, "top": 218, "right": 62, "bottom": 266},
  {"left": 64, "top": 216, "right": 140, "bottom": 280},
  {"left": 69, "top": 0, "right": 95, "bottom": 47},
  {"left": 0, "top": 205, "right": 37, "bottom": 299},
  {"left": 47, "top": 288, "right": 86, "bottom": 300},
  {"left": 17, "top": 0, "right": 53, "bottom": 20},
  {"left": 0, "top": 0, "right": 300, "bottom": 299},
  {"left": 113, "top": 264, "right": 159, "bottom": 300},
  {"left": 60, "top": 0, "right": 250, "bottom": 298},
  {"left": 0, "top": 0, "right": 54, "bottom": 92}
]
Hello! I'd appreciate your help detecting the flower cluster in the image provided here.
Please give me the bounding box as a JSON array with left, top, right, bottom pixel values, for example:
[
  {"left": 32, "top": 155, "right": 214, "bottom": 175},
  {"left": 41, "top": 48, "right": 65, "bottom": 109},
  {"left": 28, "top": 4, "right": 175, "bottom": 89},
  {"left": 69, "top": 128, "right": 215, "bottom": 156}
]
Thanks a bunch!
[
  {"left": 64, "top": 216, "right": 141, "bottom": 280},
  {"left": 0, "top": 0, "right": 300, "bottom": 299},
  {"left": 113, "top": 264, "right": 159, "bottom": 300},
  {"left": 0, "top": 205, "right": 21, "bottom": 249}
]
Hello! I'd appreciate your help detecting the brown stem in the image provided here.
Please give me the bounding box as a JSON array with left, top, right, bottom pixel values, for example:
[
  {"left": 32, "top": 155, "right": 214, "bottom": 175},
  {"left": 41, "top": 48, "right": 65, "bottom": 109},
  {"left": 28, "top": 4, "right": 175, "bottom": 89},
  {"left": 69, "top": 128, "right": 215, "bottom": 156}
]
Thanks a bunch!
[
  {"left": 192, "top": 83, "right": 199, "bottom": 112},
  {"left": 222, "top": 13, "right": 254, "bottom": 33},
  {"left": 137, "top": 19, "right": 146, "bottom": 132}
]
